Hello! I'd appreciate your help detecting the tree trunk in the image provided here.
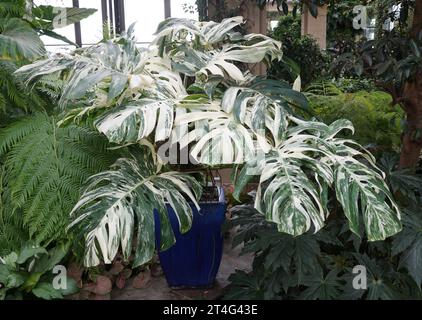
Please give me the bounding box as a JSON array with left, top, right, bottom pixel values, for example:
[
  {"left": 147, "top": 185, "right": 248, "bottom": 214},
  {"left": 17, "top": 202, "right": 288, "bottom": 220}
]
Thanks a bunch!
[
  {"left": 399, "top": 75, "right": 422, "bottom": 168},
  {"left": 399, "top": 0, "right": 422, "bottom": 169},
  {"left": 411, "top": 0, "right": 422, "bottom": 38}
]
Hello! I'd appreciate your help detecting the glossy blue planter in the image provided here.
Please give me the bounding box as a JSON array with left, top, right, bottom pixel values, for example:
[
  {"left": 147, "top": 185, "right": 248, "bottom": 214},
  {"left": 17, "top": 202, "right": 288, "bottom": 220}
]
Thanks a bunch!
[{"left": 154, "top": 201, "right": 226, "bottom": 288}]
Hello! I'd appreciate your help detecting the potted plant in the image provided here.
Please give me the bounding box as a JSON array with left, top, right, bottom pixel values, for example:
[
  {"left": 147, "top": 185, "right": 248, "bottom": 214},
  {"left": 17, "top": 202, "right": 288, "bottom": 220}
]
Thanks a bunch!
[{"left": 18, "top": 17, "right": 402, "bottom": 288}]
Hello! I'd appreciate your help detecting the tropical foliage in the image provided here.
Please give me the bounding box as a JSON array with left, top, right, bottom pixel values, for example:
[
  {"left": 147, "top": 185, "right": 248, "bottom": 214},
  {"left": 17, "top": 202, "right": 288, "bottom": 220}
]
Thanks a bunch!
[
  {"left": 305, "top": 82, "right": 403, "bottom": 151},
  {"left": 0, "top": 242, "right": 78, "bottom": 300},
  {"left": 17, "top": 16, "right": 403, "bottom": 269},
  {"left": 268, "top": 14, "right": 331, "bottom": 86},
  {"left": 0, "top": 113, "right": 120, "bottom": 248},
  {"left": 226, "top": 152, "right": 422, "bottom": 300}
]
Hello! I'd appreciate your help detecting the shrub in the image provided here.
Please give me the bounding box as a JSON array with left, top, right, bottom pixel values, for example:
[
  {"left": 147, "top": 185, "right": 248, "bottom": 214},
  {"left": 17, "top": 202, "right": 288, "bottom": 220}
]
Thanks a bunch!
[
  {"left": 268, "top": 14, "right": 332, "bottom": 86},
  {"left": 306, "top": 82, "right": 403, "bottom": 152}
]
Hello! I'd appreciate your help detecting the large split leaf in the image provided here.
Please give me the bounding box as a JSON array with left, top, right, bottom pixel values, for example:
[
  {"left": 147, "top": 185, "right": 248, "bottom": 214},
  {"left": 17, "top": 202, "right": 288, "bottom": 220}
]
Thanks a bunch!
[
  {"left": 68, "top": 156, "right": 202, "bottom": 267},
  {"left": 95, "top": 99, "right": 175, "bottom": 144}
]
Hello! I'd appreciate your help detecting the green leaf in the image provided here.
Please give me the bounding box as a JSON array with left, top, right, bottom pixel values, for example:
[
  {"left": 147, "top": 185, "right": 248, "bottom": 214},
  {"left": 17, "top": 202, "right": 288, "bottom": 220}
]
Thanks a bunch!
[
  {"left": 33, "top": 243, "right": 69, "bottom": 273},
  {"left": 58, "top": 277, "right": 79, "bottom": 296},
  {"left": 299, "top": 270, "right": 343, "bottom": 300},
  {"left": 0, "top": 113, "right": 119, "bottom": 245},
  {"left": 0, "top": 18, "right": 45, "bottom": 61},
  {"left": 399, "top": 238, "right": 422, "bottom": 287},
  {"left": 0, "top": 288, "right": 6, "bottom": 300},
  {"left": 2, "top": 252, "right": 18, "bottom": 267},
  {"left": 0, "top": 264, "right": 11, "bottom": 283},
  {"left": 5, "top": 272, "right": 25, "bottom": 288},
  {"left": 341, "top": 254, "right": 397, "bottom": 300},
  {"left": 32, "top": 6, "right": 97, "bottom": 30},
  {"left": 37, "top": 28, "right": 77, "bottom": 46},
  {"left": 17, "top": 244, "right": 48, "bottom": 264},
  {"left": 32, "top": 282, "right": 63, "bottom": 300},
  {"left": 22, "top": 272, "right": 42, "bottom": 291},
  {"left": 393, "top": 211, "right": 422, "bottom": 286}
]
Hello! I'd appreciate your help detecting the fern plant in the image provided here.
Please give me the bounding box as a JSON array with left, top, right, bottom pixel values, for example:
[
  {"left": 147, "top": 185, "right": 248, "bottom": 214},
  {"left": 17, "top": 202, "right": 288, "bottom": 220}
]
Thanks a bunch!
[
  {"left": 0, "top": 165, "right": 27, "bottom": 256},
  {"left": 0, "top": 113, "right": 120, "bottom": 246},
  {"left": 18, "top": 16, "right": 403, "bottom": 267}
]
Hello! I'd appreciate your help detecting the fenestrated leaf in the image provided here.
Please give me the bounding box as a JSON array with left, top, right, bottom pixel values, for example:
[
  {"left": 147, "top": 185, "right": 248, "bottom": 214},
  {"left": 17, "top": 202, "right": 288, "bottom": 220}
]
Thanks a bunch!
[
  {"left": 334, "top": 157, "right": 402, "bottom": 241},
  {"left": 68, "top": 155, "right": 202, "bottom": 267},
  {"left": 95, "top": 99, "right": 175, "bottom": 144},
  {"left": 236, "top": 132, "right": 333, "bottom": 236},
  {"left": 154, "top": 16, "right": 281, "bottom": 83}
]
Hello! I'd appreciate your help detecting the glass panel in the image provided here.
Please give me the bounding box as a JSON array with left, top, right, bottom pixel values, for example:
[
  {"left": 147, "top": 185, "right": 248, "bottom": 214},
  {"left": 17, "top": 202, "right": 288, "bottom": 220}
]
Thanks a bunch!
[
  {"left": 34, "top": 0, "right": 76, "bottom": 48},
  {"left": 124, "top": 0, "right": 165, "bottom": 43},
  {"left": 171, "top": 0, "right": 198, "bottom": 20},
  {"left": 78, "top": 0, "right": 104, "bottom": 45}
]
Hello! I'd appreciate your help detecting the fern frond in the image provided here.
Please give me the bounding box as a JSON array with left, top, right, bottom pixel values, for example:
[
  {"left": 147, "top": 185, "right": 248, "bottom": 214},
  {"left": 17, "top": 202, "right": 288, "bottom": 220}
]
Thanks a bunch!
[
  {"left": 0, "top": 60, "right": 53, "bottom": 116},
  {"left": 0, "top": 0, "right": 25, "bottom": 18},
  {"left": 0, "top": 113, "right": 120, "bottom": 245},
  {"left": 0, "top": 164, "right": 28, "bottom": 255}
]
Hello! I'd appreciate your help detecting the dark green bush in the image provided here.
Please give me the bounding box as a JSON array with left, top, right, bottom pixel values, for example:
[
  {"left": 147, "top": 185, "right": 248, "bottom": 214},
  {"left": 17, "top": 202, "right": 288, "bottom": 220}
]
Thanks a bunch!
[{"left": 268, "top": 14, "right": 332, "bottom": 86}]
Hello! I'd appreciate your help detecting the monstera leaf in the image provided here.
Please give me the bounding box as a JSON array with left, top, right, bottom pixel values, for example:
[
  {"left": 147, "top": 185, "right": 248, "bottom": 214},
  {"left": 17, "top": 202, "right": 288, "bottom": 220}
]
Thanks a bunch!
[
  {"left": 154, "top": 16, "right": 244, "bottom": 46},
  {"left": 234, "top": 131, "right": 333, "bottom": 236},
  {"left": 68, "top": 156, "right": 202, "bottom": 267},
  {"left": 17, "top": 34, "right": 185, "bottom": 118},
  {"left": 234, "top": 118, "right": 402, "bottom": 241},
  {"left": 155, "top": 16, "right": 282, "bottom": 83},
  {"left": 95, "top": 99, "right": 175, "bottom": 144},
  {"left": 172, "top": 83, "right": 304, "bottom": 165}
]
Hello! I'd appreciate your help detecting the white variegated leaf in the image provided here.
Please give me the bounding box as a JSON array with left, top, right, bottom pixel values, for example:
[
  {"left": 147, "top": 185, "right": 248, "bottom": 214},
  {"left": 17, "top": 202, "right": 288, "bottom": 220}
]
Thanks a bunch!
[
  {"left": 68, "top": 156, "right": 202, "bottom": 267},
  {"left": 95, "top": 99, "right": 174, "bottom": 144}
]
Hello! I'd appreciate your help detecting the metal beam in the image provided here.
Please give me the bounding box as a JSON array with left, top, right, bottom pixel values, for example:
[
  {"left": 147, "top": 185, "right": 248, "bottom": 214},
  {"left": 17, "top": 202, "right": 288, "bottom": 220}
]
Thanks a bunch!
[
  {"left": 164, "top": 0, "right": 171, "bottom": 18},
  {"left": 108, "top": 0, "right": 114, "bottom": 36},
  {"left": 114, "top": 0, "right": 126, "bottom": 34},
  {"left": 72, "top": 0, "right": 82, "bottom": 47}
]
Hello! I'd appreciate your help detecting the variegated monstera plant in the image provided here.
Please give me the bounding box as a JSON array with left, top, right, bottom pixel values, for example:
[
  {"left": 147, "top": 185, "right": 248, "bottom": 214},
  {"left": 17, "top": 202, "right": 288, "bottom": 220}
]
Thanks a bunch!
[{"left": 18, "top": 17, "right": 402, "bottom": 267}]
